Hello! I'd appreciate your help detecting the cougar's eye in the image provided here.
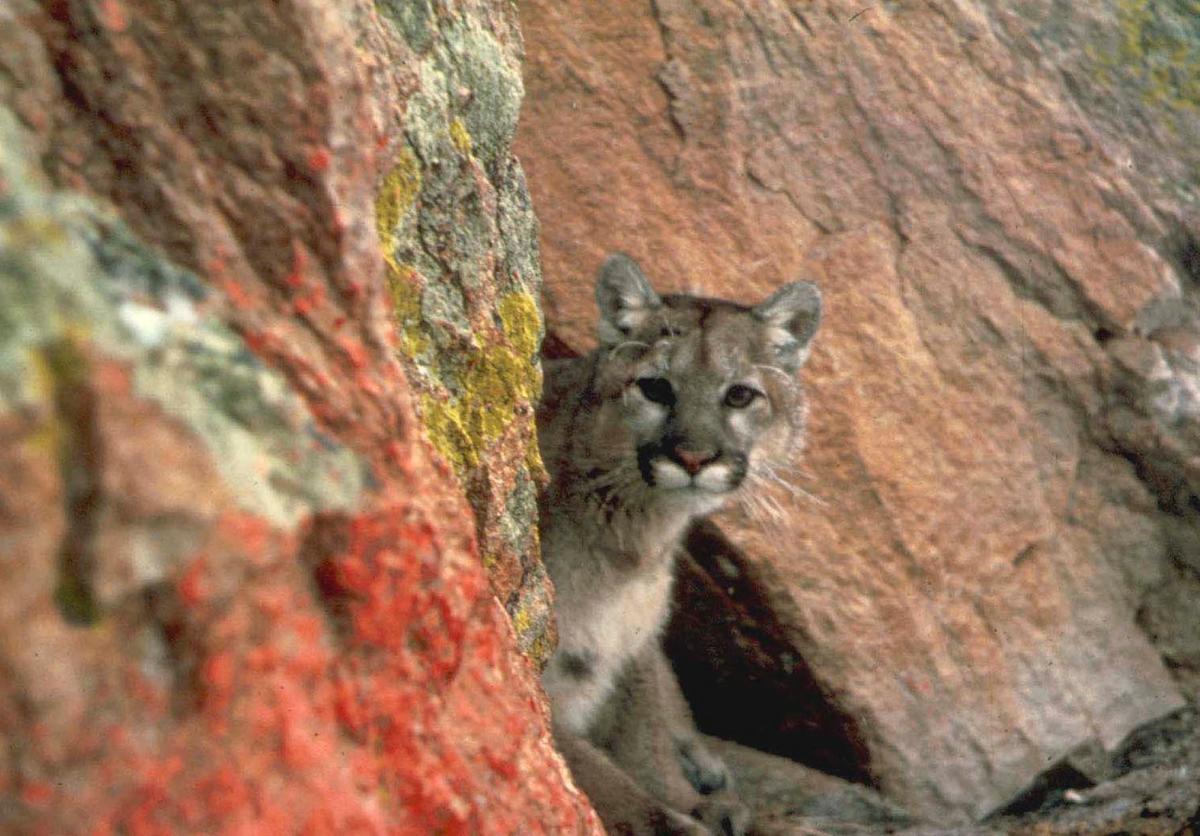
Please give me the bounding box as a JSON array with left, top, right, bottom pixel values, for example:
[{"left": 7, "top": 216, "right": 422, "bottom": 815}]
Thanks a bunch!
[
  {"left": 658, "top": 325, "right": 682, "bottom": 338},
  {"left": 635, "top": 377, "right": 675, "bottom": 406},
  {"left": 723, "top": 384, "right": 761, "bottom": 409}
]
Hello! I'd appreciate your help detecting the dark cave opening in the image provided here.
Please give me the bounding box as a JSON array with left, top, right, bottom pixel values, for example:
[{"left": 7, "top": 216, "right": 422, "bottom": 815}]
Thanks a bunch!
[{"left": 666, "top": 520, "right": 876, "bottom": 788}]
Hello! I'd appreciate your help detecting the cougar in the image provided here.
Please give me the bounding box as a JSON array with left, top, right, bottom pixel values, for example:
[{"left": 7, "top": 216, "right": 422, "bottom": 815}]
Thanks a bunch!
[{"left": 537, "top": 254, "right": 822, "bottom": 835}]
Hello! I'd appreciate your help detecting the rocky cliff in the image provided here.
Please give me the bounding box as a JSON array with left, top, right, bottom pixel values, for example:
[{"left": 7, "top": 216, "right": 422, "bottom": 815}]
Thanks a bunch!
[
  {"left": 517, "top": 0, "right": 1200, "bottom": 823},
  {"left": 0, "top": 1, "right": 597, "bottom": 831},
  {"left": 2, "top": 0, "right": 1198, "bottom": 830}
]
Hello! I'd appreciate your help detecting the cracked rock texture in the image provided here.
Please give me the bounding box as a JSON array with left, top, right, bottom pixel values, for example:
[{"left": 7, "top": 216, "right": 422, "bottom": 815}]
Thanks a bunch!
[
  {"left": 0, "top": 1, "right": 597, "bottom": 832},
  {"left": 373, "top": 0, "right": 556, "bottom": 661},
  {"left": 517, "top": 0, "right": 1200, "bottom": 823}
]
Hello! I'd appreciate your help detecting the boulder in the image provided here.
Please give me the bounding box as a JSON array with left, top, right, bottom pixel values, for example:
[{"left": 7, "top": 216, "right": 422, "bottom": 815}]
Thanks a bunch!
[
  {"left": 0, "top": 1, "right": 597, "bottom": 831},
  {"left": 516, "top": 0, "right": 1198, "bottom": 821}
]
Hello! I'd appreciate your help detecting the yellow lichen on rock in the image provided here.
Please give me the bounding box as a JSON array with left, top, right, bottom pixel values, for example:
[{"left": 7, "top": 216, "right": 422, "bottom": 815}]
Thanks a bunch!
[
  {"left": 498, "top": 290, "right": 541, "bottom": 357},
  {"left": 418, "top": 340, "right": 530, "bottom": 474},
  {"left": 384, "top": 265, "right": 432, "bottom": 357},
  {"left": 25, "top": 348, "right": 64, "bottom": 458},
  {"left": 412, "top": 291, "right": 542, "bottom": 480},
  {"left": 523, "top": 425, "right": 547, "bottom": 482},
  {"left": 510, "top": 593, "right": 553, "bottom": 667},
  {"left": 375, "top": 148, "right": 421, "bottom": 274},
  {"left": 24, "top": 331, "right": 93, "bottom": 459},
  {"left": 449, "top": 118, "right": 473, "bottom": 157},
  {"left": 375, "top": 150, "right": 435, "bottom": 358},
  {"left": 419, "top": 391, "right": 477, "bottom": 475},
  {"left": 1095, "top": 0, "right": 1200, "bottom": 112}
]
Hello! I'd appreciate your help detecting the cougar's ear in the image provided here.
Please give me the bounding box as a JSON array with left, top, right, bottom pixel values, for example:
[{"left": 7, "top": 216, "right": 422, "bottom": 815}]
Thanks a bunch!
[
  {"left": 753, "top": 281, "right": 822, "bottom": 371},
  {"left": 595, "top": 253, "right": 662, "bottom": 345}
]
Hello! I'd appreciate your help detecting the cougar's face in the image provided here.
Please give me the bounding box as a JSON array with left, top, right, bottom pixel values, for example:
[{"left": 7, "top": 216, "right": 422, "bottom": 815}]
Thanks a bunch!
[
  {"left": 591, "top": 253, "right": 820, "bottom": 507},
  {"left": 602, "top": 298, "right": 799, "bottom": 500}
]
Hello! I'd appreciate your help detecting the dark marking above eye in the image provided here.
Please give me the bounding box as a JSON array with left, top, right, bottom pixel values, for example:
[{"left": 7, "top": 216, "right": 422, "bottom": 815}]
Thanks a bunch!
[
  {"left": 723, "top": 384, "right": 762, "bottom": 409},
  {"left": 636, "top": 376, "right": 675, "bottom": 406}
]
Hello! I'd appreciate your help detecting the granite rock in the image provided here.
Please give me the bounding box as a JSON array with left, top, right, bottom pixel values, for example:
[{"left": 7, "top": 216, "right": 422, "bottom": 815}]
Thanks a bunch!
[
  {"left": 517, "top": 0, "right": 1198, "bottom": 821},
  {"left": 0, "top": 0, "right": 598, "bottom": 830}
]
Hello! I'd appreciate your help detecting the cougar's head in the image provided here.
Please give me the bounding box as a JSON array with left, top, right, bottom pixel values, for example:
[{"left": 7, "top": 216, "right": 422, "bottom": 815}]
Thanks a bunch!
[{"left": 591, "top": 253, "right": 821, "bottom": 510}]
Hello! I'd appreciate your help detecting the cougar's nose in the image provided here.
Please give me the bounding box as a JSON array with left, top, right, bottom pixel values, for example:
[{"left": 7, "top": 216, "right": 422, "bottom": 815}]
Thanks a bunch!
[{"left": 672, "top": 446, "right": 719, "bottom": 475}]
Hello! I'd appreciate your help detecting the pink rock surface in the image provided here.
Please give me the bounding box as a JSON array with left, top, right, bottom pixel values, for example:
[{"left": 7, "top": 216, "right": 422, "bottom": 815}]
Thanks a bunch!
[{"left": 516, "top": 0, "right": 1197, "bottom": 821}]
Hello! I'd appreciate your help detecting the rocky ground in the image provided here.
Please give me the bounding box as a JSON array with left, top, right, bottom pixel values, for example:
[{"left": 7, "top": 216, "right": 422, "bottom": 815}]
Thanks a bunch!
[
  {"left": 723, "top": 705, "right": 1200, "bottom": 835},
  {"left": 989, "top": 706, "right": 1200, "bottom": 836}
]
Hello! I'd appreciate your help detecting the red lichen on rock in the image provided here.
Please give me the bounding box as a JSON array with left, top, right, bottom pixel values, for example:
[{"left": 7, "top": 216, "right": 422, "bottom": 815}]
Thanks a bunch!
[
  {"left": 308, "top": 147, "right": 333, "bottom": 174},
  {"left": 1, "top": 424, "right": 596, "bottom": 833},
  {"left": 0, "top": 0, "right": 600, "bottom": 831},
  {"left": 98, "top": 0, "right": 128, "bottom": 33}
]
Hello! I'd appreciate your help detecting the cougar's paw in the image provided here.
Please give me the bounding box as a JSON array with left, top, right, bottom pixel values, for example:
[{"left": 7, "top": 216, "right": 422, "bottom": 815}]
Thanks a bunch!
[
  {"left": 691, "top": 794, "right": 750, "bottom": 836},
  {"left": 677, "top": 738, "right": 732, "bottom": 796}
]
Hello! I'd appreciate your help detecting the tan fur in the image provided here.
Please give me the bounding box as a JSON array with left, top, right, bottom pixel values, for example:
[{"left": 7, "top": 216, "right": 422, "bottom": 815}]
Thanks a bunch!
[{"left": 538, "top": 254, "right": 821, "bottom": 835}]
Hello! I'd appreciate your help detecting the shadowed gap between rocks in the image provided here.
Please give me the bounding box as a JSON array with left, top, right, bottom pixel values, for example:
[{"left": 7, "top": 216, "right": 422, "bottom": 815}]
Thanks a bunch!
[
  {"left": 542, "top": 329, "right": 875, "bottom": 788},
  {"left": 667, "top": 521, "right": 874, "bottom": 787}
]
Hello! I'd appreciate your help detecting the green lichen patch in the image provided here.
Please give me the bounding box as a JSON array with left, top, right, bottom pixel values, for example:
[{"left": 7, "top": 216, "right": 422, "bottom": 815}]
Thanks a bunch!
[
  {"left": 1090, "top": 0, "right": 1200, "bottom": 113},
  {"left": 404, "top": 60, "right": 455, "bottom": 168},
  {"left": 412, "top": 291, "right": 542, "bottom": 479},
  {"left": 374, "top": 0, "right": 435, "bottom": 54},
  {"left": 449, "top": 118, "right": 473, "bottom": 157},
  {"left": 375, "top": 148, "right": 422, "bottom": 273},
  {"left": 494, "top": 156, "right": 542, "bottom": 297},
  {"left": 500, "top": 468, "right": 538, "bottom": 560},
  {"left": 498, "top": 291, "right": 542, "bottom": 359},
  {"left": 131, "top": 319, "right": 366, "bottom": 528},
  {"left": 385, "top": 264, "right": 432, "bottom": 357},
  {"left": 442, "top": 21, "right": 523, "bottom": 170},
  {"left": 0, "top": 106, "right": 366, "bottom": 531}
]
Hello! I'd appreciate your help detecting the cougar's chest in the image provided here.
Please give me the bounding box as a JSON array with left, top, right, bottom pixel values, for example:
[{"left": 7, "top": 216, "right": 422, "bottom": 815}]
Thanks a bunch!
[
  {"left": 545, "top": 556, "right": 676, "bottom": 733},
  {"left": 588, "top": 560, "right": 674, "bottom": 663}
]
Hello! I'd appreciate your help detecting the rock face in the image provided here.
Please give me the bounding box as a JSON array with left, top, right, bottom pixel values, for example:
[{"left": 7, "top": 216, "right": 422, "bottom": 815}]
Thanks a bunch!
[
  {"left": 0, "top": 1, "right": 596, "bottom": 832},
  {"left": 373, "top": 0, "right": 556, "bottom": 661},
  {"left": 516, "top": 0, "right": 1199, "bottom": 822}
]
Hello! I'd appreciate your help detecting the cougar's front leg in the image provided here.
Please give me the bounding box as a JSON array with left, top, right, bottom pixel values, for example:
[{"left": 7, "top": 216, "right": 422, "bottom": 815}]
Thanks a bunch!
[
  {"left": 596, "top": 645, "right": 749, "bottom": 835},
  {"left": 552, "top": 720, "right": 709, "bottom": 836},
  {"left": 649, "top": 645, "right": 750, "bottom": 835},
  {"left": 648, "top": 647, "right": 733, "bottom": 795},
  {"left": 545, "top": 645, "right": 708, "bottom": 835}
]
